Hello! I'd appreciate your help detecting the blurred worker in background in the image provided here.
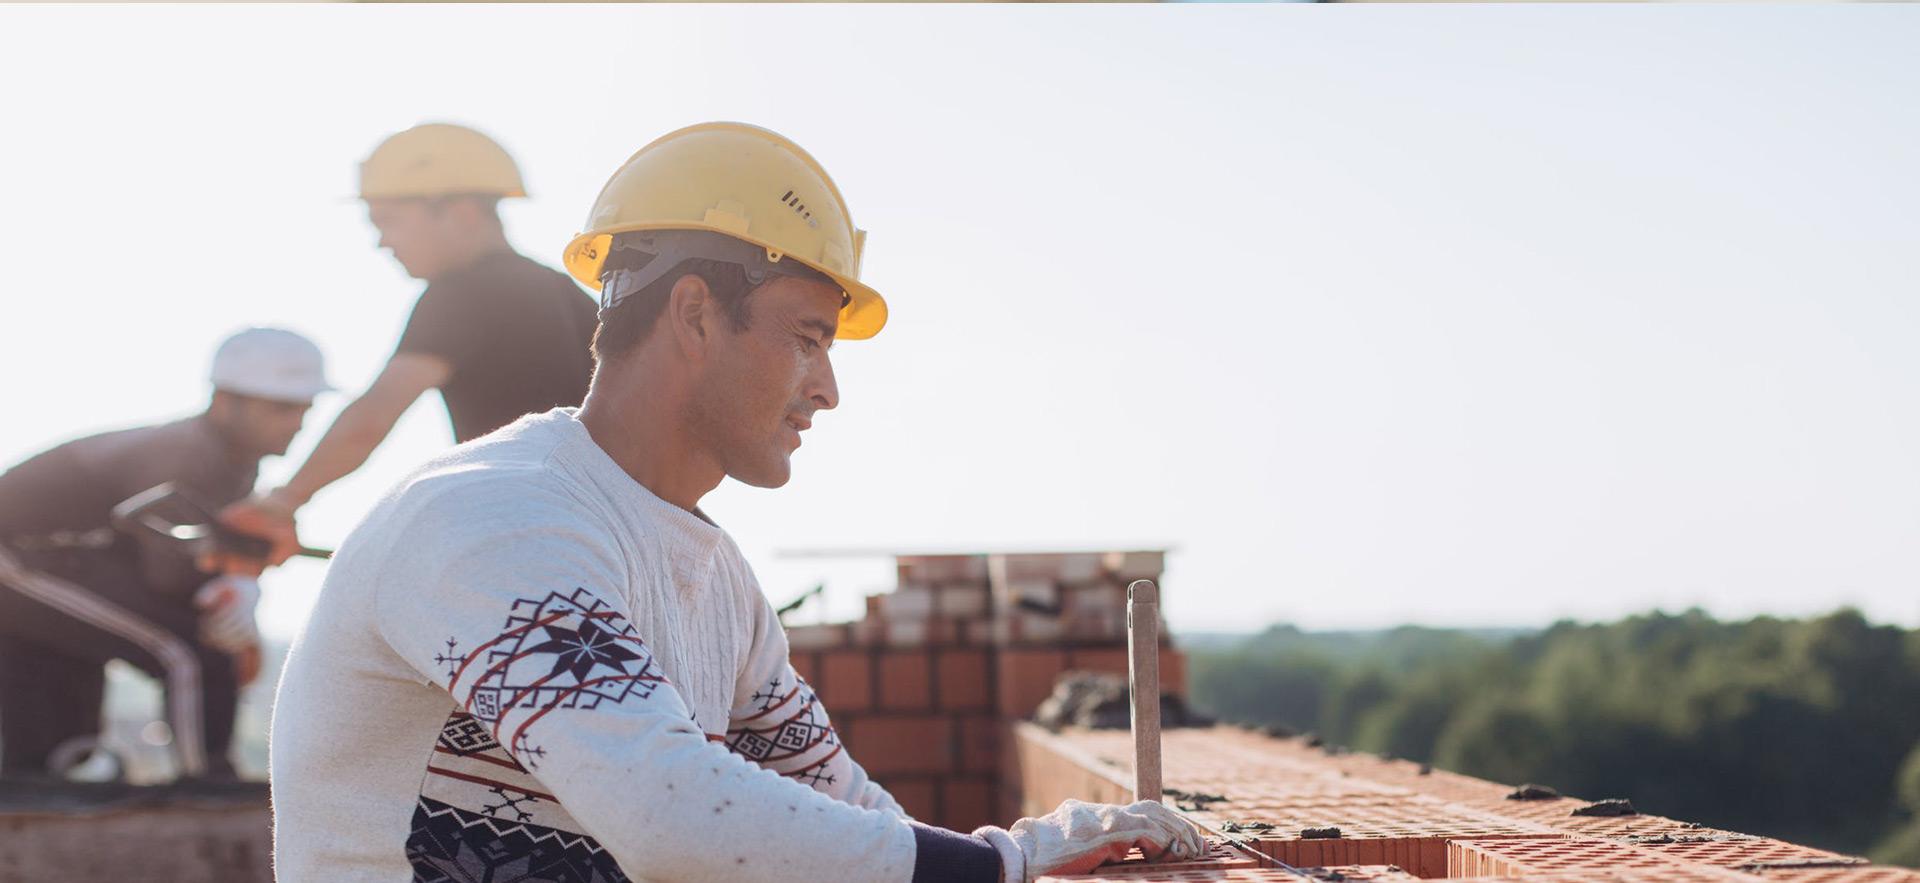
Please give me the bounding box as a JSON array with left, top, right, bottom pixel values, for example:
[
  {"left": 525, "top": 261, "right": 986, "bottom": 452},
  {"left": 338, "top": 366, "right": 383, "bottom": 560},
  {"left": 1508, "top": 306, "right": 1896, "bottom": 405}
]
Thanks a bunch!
[
  {"left": 270, "top": 122, "right": 1201, "bottom": 883},
  {"left": 221, "top": 123, "right": 599, "bottom": 565},
  {"left": 0, "top": 328, "right": 328, "bottom": 781}
]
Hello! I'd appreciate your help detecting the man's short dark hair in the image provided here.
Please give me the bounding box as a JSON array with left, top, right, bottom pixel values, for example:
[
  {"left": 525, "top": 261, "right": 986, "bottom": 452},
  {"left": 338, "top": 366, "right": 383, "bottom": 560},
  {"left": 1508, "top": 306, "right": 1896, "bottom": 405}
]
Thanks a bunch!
[{"left": 590, "top": 257, "right": 758, "bottom": 362}]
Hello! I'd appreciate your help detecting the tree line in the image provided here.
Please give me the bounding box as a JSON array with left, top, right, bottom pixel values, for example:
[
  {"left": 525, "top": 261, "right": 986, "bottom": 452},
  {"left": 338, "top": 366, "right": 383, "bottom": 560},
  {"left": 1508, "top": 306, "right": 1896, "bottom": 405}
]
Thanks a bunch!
[{"left": 1186, "top": 609, "right": 1920, "bottom": 864}]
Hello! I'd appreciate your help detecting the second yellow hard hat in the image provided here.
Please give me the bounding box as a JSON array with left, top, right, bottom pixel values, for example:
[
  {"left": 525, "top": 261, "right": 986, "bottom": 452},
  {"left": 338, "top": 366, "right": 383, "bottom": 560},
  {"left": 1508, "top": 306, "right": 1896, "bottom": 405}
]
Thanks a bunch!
[{"left": 359, "top": 123, "right": 527, "bottom": 201}]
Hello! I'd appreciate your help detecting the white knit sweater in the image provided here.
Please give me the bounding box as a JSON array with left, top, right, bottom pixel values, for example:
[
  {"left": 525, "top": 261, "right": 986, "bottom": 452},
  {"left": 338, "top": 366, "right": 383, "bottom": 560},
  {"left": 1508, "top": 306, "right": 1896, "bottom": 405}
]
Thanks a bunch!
[{"left": 269, "top": 409, "right": 919, "bottom": 882}]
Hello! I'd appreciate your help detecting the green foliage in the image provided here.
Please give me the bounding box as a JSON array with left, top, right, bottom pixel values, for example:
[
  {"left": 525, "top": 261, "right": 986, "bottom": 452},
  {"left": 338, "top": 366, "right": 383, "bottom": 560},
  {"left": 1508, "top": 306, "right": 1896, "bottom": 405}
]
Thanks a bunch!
[{"left": 1187, "top": 608, "right": 1920, "bottom": 862}]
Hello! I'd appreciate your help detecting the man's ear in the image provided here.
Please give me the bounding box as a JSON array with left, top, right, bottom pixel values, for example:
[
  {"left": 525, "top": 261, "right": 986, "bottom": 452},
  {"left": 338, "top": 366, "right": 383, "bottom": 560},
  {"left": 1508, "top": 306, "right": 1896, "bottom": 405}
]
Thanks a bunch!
[
  {"left": 666, "top": 272, "right": 714, "bottom": 359},
  {"left": 443, "top": 196, "right": 490, "bottom": 230}
]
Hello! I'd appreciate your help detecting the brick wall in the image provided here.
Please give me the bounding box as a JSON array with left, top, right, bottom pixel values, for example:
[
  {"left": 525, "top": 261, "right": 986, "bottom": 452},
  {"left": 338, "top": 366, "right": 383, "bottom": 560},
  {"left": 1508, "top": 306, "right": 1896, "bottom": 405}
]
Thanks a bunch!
[
  {"left": 1014, "top": 725, "right": 1920, "bottom": 882},
  {"left": 787, "top": 550, "right": 1187, "bottom": 831}
]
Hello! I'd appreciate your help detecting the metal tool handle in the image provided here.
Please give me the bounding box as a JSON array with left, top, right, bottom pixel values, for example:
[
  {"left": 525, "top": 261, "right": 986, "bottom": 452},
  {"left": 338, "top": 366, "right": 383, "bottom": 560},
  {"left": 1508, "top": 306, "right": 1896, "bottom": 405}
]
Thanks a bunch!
[
  {"left": 111, "top": 483, "right": 334, "bottom": 561},
  {"left": 1128, "top": 579, "right": 1163, "bottom": 803}
]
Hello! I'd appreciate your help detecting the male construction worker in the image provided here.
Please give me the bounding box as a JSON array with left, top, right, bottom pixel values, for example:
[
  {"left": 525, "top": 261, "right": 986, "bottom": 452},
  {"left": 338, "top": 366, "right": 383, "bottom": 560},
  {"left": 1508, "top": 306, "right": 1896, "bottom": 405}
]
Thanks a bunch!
[
  {"left": 270, "top": 123, "right": 1201, "bottom": 882},
  {"left": 221, "top": 123, "right": 599, "bottom": 566},
  {"left": 0, "top": 328, "right": 328, "bottom": 780}
]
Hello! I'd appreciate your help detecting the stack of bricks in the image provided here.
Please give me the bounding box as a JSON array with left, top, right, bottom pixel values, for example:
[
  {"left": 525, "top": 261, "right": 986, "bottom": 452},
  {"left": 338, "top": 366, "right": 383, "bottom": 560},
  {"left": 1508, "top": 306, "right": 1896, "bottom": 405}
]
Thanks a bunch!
[
  {"left": 1013, "top": 725, "right": 1920, "bottom": 882},
  {"left": 780, "top": 550, "right": 1186, "bottom": 831}
]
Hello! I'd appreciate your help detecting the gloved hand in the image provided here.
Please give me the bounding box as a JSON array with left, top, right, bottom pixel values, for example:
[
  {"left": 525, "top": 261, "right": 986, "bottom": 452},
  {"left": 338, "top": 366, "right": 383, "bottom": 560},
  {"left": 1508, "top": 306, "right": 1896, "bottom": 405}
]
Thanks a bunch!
[
  {"left": 216, "top": 490, "right": 303, "bottom": 570},
  {"left": 856, "top": 780, "right": 911, "bottom": 820},
  {"left": 974, "top": 799, "right": 1204, "bottom": 883},
  {"left": 194, "top": 574, "right": 262, "bottom": 654}
]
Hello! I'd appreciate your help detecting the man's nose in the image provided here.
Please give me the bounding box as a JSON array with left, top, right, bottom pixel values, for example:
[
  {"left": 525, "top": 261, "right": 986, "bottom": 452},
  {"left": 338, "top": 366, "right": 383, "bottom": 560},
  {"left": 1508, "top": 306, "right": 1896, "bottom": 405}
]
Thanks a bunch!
[{"left": 810, "top": 354, "right": 840, "bottom": 412}]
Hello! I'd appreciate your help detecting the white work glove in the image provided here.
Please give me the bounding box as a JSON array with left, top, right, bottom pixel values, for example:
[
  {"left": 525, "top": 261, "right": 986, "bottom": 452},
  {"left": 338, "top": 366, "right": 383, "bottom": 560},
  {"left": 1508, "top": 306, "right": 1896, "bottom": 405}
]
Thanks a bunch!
[
  {"left": 974, "top": 799, "right": 1204, "bottom": 883},
  {"left": 193, "top": 574, "right": 262, "bottom": 654},
  {"left": 857, "top": 781, "right": 911, "bottom": 820}
]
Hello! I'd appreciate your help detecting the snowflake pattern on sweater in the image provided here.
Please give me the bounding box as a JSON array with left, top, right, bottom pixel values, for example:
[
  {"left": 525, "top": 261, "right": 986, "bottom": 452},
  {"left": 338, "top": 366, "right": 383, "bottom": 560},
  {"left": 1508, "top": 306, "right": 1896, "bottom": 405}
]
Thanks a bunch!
[
  {"left": 407, "top": 587, "right": 662, "bottom": 880},
  {"left": 453, "top": 586, "right": 665, "bottom": 754},
  {"left": 406, "top": 585, "right": 884, "bottom": 882}
]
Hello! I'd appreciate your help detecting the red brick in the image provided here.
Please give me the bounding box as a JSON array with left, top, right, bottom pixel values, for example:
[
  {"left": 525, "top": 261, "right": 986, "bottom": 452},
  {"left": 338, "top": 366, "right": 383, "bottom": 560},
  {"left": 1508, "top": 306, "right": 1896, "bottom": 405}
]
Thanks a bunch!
[
  {"left": 928, "top": 618, "right": 963, "bottom": 646},
  {"left": 1101, "top": 550, "right": 1164, "bottom": 581},
  {"left": 936, "top": 584, "right": 991, "bottom": 618},
  {"left": 938, "top": 650, "right": 990, "bottom": 711},
  {"left": 852, "top": 618, "right": 886, "bottom": 646},
  {"left": 881, "top": 618, "right": 963, "bottom": 648},
  {"left": 1063, "top": 584, "right": 1127, "bottom": 640},
  {"left": 1039, "top": 870, "right": 1393, "bottom": 883},
  {"left": 996, "top": 649, "right": 1068, "bottom": 718},
  {"left": 880, "top": 587, "right": 936, "bottom": 620},
  {"left": 898, "top": 554, "right": 989, "bottom": 585},
  {"left": 1162, "top": 649, "right": 1188, "bottom": 696},
  {"left": 1067, "top": 647, "right": 1129, "bottom": 676},
  {"left": 958, "top": 716, "right": 1002, "bottom": 775},
  {"left": 883, "top": 619, "right": 928, "bottom": 648},
  {"left": 783, "top": 623, "right": 849, "bottom": 651},
  {"left": 998, "top": 577, "right": 1061, "bottom": 611},
  {"left": 1446, "top": 837, "right": 1692, "bottom": 876},
  {"left": 1447, "top": 873, "right": 1775, "bottom": 883},
  {"left": 1640, "top": 836, "right": 1867, "bottom": 871},
  {"left": 1755, "top": 869, "right": 1920, "bottom": 882},
  {"left": 1011, "top": 611, "right": 1067, "bottom": 644},
  {"left": 788, "top": 651, "right": 820, "bottom": 687},
  {"left": 1056, "top": 553, "right": 1106, "bottom": 584},
  {"left": 819, "top": 650, "right": 872, "bottom": 712},
  {"left": 1460, "top": 793, "right": 1712, "bottom": 838},
  {"left": 878, "top": 651, "right": 933, "bottom": 710},
  {"left": 963, "top": 618, "right": 1002, "bottom": 645},
  {"left": 848, "top": 717, "right": 953, "bottom": 775},
  {"left": 993, "top": 553, "right": 1067, "bottom": 583},
  {"left": 885, "top": 778, "right": 940, "bottom": 821},
  {"left": 942, "top": 779, "right": 996, "bottom": 831}
]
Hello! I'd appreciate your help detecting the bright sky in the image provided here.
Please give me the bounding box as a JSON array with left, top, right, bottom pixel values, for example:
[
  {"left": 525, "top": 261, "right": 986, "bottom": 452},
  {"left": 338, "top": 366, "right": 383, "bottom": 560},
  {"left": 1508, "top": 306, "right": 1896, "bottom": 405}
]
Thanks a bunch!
[{"left": 1, "top": 5, "right": 1915, "bottom": 641}]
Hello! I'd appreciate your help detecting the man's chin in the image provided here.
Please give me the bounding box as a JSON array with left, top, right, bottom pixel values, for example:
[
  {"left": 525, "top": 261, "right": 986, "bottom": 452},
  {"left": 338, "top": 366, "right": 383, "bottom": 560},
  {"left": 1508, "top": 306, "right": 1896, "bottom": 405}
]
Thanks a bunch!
[{"left": 729, "top": 457, "right": 793, "bottom": 489}]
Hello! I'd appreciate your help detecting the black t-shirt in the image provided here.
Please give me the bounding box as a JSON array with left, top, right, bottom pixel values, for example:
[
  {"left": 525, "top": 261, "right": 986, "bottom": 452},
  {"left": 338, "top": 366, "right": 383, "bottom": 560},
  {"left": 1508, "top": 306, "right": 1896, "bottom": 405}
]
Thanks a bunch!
[
  {"left": 394, "top": 251, "right": 600, "bottom": 443},
  {"left": 0, "top": 416, "right": 257, "bottom": 600}
]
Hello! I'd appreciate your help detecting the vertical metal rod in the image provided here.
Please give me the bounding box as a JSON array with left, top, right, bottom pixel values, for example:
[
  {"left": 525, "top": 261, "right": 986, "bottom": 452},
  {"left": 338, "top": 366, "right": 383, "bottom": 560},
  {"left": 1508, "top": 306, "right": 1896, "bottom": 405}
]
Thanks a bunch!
[{"left": 1127, "top": 579, "right": 1163, "bottom": 803}]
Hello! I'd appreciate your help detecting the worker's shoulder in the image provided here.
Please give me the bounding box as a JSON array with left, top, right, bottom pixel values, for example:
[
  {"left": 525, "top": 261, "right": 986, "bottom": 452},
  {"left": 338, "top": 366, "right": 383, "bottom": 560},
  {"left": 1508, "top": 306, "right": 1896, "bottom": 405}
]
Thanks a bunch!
[
  {"left": 433, "top": 251, "right": 581, "bottom": 301},
  {"left": 62, "top": 416, "right": 213, "bottom": 477},
  {"left": 374, "top": 414, "right": 608, "bottom": 535}
]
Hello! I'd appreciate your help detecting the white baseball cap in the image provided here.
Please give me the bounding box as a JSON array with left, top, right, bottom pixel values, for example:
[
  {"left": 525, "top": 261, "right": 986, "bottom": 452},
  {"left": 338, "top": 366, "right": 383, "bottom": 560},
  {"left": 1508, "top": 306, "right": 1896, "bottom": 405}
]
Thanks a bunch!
[{"left": 209, "top": 328, "right": 332, "bottom": 403}]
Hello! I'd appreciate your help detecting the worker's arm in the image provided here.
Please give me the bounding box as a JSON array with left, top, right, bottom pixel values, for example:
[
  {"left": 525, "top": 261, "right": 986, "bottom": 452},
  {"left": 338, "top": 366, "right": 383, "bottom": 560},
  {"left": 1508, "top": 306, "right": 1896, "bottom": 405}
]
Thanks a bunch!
[
  {"left": 218, "top": 353, "right": 449, "bottom": 564},
  {"left": 728, "top": 587, "right": 907, "bottom": 818},
  {"left": 376, "top": 490, "right": 1003, "bottom": 883},
  {"left": 277, "top": 352, "right": 450, "bottom": 505}
]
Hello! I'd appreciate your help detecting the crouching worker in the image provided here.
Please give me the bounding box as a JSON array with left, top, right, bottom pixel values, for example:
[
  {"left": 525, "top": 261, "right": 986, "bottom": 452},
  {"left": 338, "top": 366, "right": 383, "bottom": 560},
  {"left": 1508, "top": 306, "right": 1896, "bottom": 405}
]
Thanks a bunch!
[
  {"left": 0, "top": 327, "right": 327, "bottom": 780},
  {"left": 267, "top": 123, "right": 1202, "bottom": 882}
]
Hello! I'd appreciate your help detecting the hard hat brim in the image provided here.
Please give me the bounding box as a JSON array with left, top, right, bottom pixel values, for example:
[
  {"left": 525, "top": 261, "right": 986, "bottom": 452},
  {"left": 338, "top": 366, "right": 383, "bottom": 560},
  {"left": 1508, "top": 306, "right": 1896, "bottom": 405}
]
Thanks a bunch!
[{"left": 566, "top": 226, "right": 887, "bottom": 341}]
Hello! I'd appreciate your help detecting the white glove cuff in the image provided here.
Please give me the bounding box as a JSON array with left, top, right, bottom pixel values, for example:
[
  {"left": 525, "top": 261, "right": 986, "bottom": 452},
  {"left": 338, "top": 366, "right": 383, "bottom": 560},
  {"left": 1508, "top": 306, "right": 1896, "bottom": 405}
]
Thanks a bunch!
[{"left": 972, "top": 826, "right": 1027, "bottom": 883}]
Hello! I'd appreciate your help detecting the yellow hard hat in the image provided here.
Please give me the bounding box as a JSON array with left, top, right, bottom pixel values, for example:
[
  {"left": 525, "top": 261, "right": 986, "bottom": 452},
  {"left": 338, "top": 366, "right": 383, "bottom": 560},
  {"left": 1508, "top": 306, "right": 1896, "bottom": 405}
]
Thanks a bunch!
[
  {"left": 359, "top": 123, "right": 527, "bottom": 201},
  {"left": 564, "top": 122, "right": 886, "bottom": 341}
]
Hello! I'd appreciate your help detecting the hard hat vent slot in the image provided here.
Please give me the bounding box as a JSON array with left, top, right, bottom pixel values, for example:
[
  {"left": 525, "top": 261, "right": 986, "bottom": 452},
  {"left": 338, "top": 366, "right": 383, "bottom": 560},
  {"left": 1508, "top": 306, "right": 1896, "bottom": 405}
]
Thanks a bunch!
[{"left": 779, "top": 189, "right": 817, "bottom": 227}]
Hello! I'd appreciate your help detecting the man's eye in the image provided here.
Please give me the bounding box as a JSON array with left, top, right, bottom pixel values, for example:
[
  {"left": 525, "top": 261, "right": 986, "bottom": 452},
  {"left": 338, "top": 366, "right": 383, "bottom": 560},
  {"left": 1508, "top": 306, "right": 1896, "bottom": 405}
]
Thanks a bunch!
[{"left": 799, "top": 337, "right": 820, "bottom": 352}]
